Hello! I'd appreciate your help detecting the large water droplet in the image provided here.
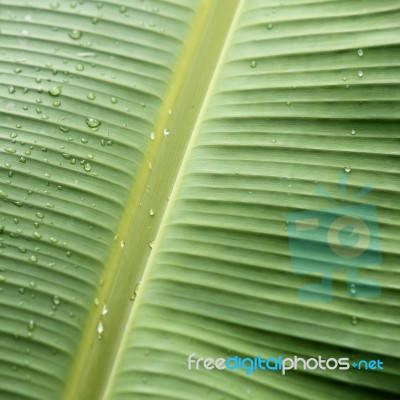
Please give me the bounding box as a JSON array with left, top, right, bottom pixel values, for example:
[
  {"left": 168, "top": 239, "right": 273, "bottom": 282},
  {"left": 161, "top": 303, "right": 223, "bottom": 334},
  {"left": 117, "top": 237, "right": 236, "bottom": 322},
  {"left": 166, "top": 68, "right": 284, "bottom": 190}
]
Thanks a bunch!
[
  {"left": 68, "top": 29, "right": 82, "bottom": 40},
  {"left": 344, "top": 166, "right": 351, "bottom": 173},
  {"left": 86, "top": 117, "right": 101, "bottom": 128},
  {"left": 49, "top": 87, "right": 61, "bottom": 96},
  {"left": 250, "top": 60, "right": 257, "bottom": 68},
  {"left": 358, "top": 49, "right": 364, "bottom": 57}
]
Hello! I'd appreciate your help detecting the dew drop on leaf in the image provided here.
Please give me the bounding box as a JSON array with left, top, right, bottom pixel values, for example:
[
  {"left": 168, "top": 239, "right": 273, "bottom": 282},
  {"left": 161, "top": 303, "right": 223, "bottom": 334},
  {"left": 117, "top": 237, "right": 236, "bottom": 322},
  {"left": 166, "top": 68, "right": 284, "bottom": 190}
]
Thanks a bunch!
[
  {"left": 68, "top": 29, "right": 82, "bottom": 40},
  {"left": 52, "top": 295, "right": 61, "bottom": 305},
  {"left": 48, "top": 87, "right": 61, "bottom": 96},
  {"left": 86, "top": 117, "right": 101, "bottom": 128},
  {"left": 28, "top": 320, "right": 35, "bottom": 331},
  {"left": 102, "top": 304, "right": 108, "bottom": 316}
]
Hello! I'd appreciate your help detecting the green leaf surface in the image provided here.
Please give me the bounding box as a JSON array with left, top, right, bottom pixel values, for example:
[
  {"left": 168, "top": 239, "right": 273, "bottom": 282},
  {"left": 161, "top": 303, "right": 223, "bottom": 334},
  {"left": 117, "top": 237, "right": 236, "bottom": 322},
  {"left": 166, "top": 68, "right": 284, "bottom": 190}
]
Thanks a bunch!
[{"left": 0, "top": 1, "right": 399, "bottom": 399}]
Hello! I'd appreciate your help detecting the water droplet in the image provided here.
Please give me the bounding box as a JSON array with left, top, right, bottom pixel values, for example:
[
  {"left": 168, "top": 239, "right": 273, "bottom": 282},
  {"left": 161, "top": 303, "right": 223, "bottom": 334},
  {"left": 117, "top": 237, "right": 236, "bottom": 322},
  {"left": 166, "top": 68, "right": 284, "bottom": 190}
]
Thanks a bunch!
[
  {"left": 357, "top": 70, "right": 363, "bottom": 78},
  {"left": 66, "top": 251, "right": 72, "bottom": 257},
  {"left": 150, "top": 132, "right": 155, "bottom": 140},
  {"left": 86, "top": 117, "right": 101, "bottom": 128},
  {"left": 267, "top": 23, "right": 273, "bottom": 30},
  {"left": 52, "top": 295, "right": 61, "bottom": 305},
  {"left": 87, "top": 92, "right": 96, "bottom": 100},
  {"left": 101, "top": 304, "right": 108, "bottom": 316},
  {"left": 19, "top": 288, "right": 25, "bottom": 294},
  {"left": 4, "top": 148, "right": 16, "bottom": 153},
  {"left": 68, "top": 29, "right": 82, "bottom": 40},
  {"left": 8, "top": 86, "right": 16, "bottom": 94},
  {"left": 0, "top": 275, "right": 5, "bottom": 282},
  {"left": 29, "top": 255, "right": 38, "bottom": 263},
  {"left": 120, "top": 240, "right": 125, "bottom": 248},
  {"left": 349, "top": 283, "right": 357, "bottom": 296},
  {"left": 33, "top": 232, "right": 42, "bottom": 239},
  {"left": 97, "top": 321, "right": 104, "bottom": 336},
  {"left": 75, "top": 64, "right": 84, "bottom": 71},
  {"left": 0, "top": 190, "right": 8, "bottom": 198},
  {"left": 148, "top": 240, "right": 155, "bottom": 249},
  {"left": 111, "top": 97, "right": 117, "bottom": 104},
  {"left": 163, "top": 128, "right": 170, "bottom": 137},
  {"left": 28, "top": 320, "right": 35, "bottom": 331},
  {"left": 59, "top": 125, "right": 69, "bottom": 133},
  {"left": 344, "top": 166, "right": 351, "bottom": 173},
  {"left": 351, "top": 316, "right": 358, "bottom": 325},
  {"left": 351, "top": 129, "right": 356, "bottom": 135},
  {"left": 36, "top": 212, "right": 44, "bottom": 219},
  {"left": 84, "top": 162, "right": 92, "bottom": 172},
  {"left": 50, "top": 2, "right": 60, "bottom": 10},
  {"left": 358, "top": 49, "right": 364, "bottom": 57},
  {"left": 29, "top": 281, "right": 36, "bottom": 288},
  {"left": 13, "top": 201, "right": 23, "bottom": 207},
  {"left": 149, "top": 209, "right": 155, "bottom": 216},
  {"left": 94, "top": 297, "right": 99, "bottom": 306},
  {"left": 250, "top": 60, "right": 257, "bottom": 68},
  {"left": 49, "top": 87, "right": 61, "bottom": 96}
]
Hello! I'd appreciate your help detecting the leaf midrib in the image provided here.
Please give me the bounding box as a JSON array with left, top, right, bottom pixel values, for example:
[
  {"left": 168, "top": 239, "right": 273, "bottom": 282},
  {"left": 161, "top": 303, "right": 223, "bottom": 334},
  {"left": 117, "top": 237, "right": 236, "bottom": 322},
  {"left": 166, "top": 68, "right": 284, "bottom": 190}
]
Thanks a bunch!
[{"left": 62, "top": 1, "right": 242, "bottom": 399}]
